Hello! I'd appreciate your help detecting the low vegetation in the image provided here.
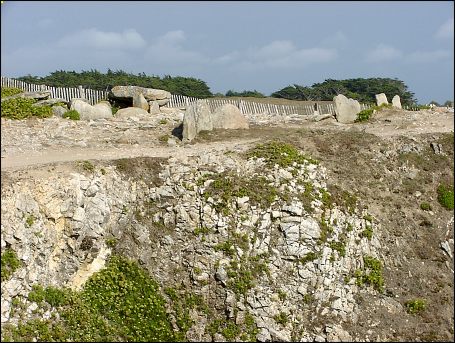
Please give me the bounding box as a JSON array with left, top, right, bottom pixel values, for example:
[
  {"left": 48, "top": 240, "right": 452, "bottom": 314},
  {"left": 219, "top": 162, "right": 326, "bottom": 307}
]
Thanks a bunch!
[
  {"left": 202, "top": 171, "right": 278, "bottom": 214},
  {"left": 62, "top": 109, "right": 80, "bottom": 120},
  {"left": 1, "top": 96, "right": 53, "bottom": 120},
  {"left": 355, "top": 103, "right": 393, "bottom": 122},
  {"left": 1, "top": 248, "right": 22, "bottom": 281},
  {"left": 354, "top": 255, "right": 384, "bottom": 293},
  {"left": 246, "top": 141, "right": 319, "bottom": 168},
  {"left": 1, "top": 87, "right": 23, "bottom": 98},
  {"left": 3, "top": 255, "right": 179, "bottom": 342},
  {"left": 437, "top": 183, "right": 454, "bottom": 210},
  {"left": 405, "top": 298, "right": 426, "bottom": 314}
]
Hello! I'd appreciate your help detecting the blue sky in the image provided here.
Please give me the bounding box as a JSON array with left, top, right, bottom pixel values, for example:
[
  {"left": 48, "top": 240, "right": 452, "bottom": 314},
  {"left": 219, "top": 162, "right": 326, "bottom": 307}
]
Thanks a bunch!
[{"left": 1, "top": 1, "right": 453, "bottom": 103}]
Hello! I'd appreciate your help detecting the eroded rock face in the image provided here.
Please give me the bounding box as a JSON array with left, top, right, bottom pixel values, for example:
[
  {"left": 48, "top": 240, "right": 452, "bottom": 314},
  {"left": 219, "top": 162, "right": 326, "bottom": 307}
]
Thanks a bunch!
[
  {"left": 212, "top": 104, "right": 249, "bottom": 129},
  {"left": 1, "top": 148, "right": 383, "bottom": 341},
  {"left": 333, "top": 94, "right": 361, "bottom": 124}
]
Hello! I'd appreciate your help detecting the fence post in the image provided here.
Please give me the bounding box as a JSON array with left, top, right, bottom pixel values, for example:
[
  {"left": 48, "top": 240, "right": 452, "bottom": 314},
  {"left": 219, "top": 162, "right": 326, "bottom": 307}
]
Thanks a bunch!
[{"left": 78, "top": 85, "right": 85, "bottom": 100}]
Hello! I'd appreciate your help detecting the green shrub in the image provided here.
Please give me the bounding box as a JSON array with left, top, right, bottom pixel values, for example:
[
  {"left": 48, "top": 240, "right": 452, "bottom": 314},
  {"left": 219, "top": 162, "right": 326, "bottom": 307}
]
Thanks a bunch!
[
  {"left": 299, "top": 251, "right": 320, "bottom": 264},
  {"left": 246, "top": 141, "right": 318, "bottom": 168},
  {"left": 420, "top": 202, "right": 432, "bottom": 211},
  {"left": 273, "top": 312, "right": 288, "bottom": 326},
  {"left": 1, "top": 87, "right": 24, "bottom": 98},
  {"left": 203, "top": 172, "right": 278, "bottom": 214},
  {"left": 355, "top": 108, "right": 374, "bottom": 122},
  {"left": 437, "top": 184, "right": 454, "bottom": 210},
  {"left": 80, "top": 160, "right": 94, "bottom": 172},
  {"left": 405, "top": 299, "right": 426, "bottom": 314},
  {"left": 355, "top": 255, "right": 384, "bottom": 292},
  {"left": 25, "top": 215, "right": 35, "bottom": 227},
  {"left": 355, "top": 103, "right": 393, "bottom": 122},
  {"left": 416, "top": 105, "right": 431, "bottom": 110},
  {"left": 360, "top": 225, "right": 373, "bottom": 240},
  {"left": 28, "top": 284, "right": 46, "bottom": 303},
  {"left": 7, "top": 255, "right": 178, "bottom": 342},
  {"left": 1, "top": 97, "right": 53, "bottom": 119},
  {"left": 63, "top": 109, "right": 80, "bottom": 120},
  {"left": 1, "top": 248, "right": 22, "bottom": 281},
  {"left": 158, "top": 134, "right": 169, "bottom": 143}
]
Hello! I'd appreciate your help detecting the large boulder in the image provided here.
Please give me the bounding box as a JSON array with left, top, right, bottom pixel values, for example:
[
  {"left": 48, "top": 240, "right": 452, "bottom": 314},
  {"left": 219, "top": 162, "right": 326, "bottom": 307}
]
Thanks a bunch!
[
  {"left": 375, "top": 93, "right": 389, "bottom": 106},
  {"left": 32, "top": 98, "right": 69, "bottom": 107},
  {"left": 115, "top": 107, "right": 150, "bottom": 120},
  {"left": 182, "top": 100, "right": 212, "bottom": 142},
  {"left": 1, "top": 91, "right": 51, "bottom": 102},
  {"left": 392, "top": 95, "right": 402, "bottom": 109},
  {"left": 212, "top": 104, "right": 249, "bottom": 129},
  {"left": 52, "top": 106, "right": 68, "bottom": 118},
  {"left": 70, "top": 99, "right": 112, "bottom": 120},
  {"left": 333, "top": 94, "right": 361, "bottom": 124},
  {"left": 110, "top": 86, "right": 171, "bottom": 101}
]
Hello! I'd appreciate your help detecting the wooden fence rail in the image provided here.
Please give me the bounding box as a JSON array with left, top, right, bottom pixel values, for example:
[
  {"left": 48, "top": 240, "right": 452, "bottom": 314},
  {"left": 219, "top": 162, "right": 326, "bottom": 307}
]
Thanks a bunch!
[{"left": 2, "top": 76, "right": 381, "bottom": 115}]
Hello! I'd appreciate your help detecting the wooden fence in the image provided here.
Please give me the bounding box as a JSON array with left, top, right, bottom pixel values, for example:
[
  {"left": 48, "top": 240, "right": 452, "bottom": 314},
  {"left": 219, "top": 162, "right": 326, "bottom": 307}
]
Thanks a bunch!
[
  {"left": 168, "top": 95, "right": 344, "bottom": 116},
  {"left": 2, "top": 76, "right": 376, "bottom": 115},
  {"left": 1, "top": 77, "right": 108, "bottom": 105}
]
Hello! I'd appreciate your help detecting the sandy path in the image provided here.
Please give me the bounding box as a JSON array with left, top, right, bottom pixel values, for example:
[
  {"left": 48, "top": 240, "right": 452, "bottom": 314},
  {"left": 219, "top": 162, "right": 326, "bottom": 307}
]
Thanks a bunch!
[{"left": 0, "top": 138, "right": 261, "bottom": 171}]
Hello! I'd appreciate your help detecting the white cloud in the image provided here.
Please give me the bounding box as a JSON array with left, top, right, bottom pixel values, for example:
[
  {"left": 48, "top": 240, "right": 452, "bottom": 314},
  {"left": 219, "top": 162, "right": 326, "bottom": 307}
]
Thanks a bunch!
[
  {"left": 406, "top": 49, "right": 451, "bottom": 63},
  {"left": 365, "top": 44, "right": 403, "bottom": 63},
  {"left": 213, "top": 51, "right": 241, "bottom": 64},
  {"left": 320, "top": 31, "right": 349, "bottom": 48},
  {"left": 248, "top": 40, "right": 296, "bottom": 60},
  {"left": 144, "top": 30, "right": 209, "bottom": 65},
  {"left": 229, "top": 40, "right": 337, "bottom": 71},
  {"left": 58, "top": 28, "right": 146, "bottom": 50},
  {"left": 156, "top": 30, "right": 186, "bottom": 45},
  {"left": 435, "top": 18, "right": 454, "bottom": 40}
]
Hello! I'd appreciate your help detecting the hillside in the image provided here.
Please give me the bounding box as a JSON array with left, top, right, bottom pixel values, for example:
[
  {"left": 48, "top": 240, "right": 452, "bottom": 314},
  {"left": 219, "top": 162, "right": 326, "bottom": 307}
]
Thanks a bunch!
[{"left": 1, "top": 107, "right": 454, "bottom": 342}]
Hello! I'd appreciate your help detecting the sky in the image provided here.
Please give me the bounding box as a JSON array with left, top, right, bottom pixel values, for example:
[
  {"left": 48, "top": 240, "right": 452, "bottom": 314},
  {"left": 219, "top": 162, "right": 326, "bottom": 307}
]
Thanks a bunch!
[{"left": 1, "top": 1, "right": 454, "bottom": 104}]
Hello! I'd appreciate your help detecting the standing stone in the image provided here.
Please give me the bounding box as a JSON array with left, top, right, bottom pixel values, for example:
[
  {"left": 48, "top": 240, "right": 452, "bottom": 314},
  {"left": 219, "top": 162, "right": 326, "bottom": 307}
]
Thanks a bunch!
[
  {"left": 182, "top": 107, "right": 197, "bottom": 142},
  {"left": 149, "top": 101, "right": 160, "bottom": 115},
  {"left": 392, "top": 95, "right": 402, "bottom": 109},
  {"left": 212, "top": 104, "right": 249, "bottom": 129},
  {"left": 333, "top": 94, "right": 361, "bottom": 124},
  {"left": 133, "top": 93, "right": 149, "bottom": 111},
  {"left": 375, "top": 93, "right": 389, "bottom": 106},
  {"left": 182, "top": 100, "right": 212, "bottom": 142}
]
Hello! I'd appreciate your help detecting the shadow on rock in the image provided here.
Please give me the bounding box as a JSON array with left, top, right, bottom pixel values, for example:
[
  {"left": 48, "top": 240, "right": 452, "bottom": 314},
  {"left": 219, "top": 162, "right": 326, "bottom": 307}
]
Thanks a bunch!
[{"left": 172, "top": 123, "right": 183, "bottom": 140}]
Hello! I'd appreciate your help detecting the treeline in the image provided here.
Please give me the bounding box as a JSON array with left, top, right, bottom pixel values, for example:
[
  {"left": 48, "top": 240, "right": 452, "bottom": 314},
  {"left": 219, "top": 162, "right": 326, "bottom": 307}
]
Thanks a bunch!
[
  {"left": 17, "top": 69, "right": 212, "bottom": 98},
  {"left": 17, "top": 71, "right": 419, "bottom": 105},
  {"left": 271, "top": 78, "right": 417, "bottom": 105}
]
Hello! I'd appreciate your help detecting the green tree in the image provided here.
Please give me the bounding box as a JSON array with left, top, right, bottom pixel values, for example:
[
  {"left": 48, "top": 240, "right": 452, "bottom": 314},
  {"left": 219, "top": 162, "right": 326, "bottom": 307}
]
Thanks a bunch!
[
  {"left": 271, "top": 78, "right": 416, "bottom": 105},
  {"left": 17, "top": 70, "right": 213, "bottom": 98}
]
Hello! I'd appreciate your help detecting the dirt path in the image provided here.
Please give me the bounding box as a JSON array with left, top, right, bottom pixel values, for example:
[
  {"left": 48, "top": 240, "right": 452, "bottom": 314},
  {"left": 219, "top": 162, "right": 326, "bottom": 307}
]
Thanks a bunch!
[
  {"left": 1, "top": 108, "right": 453, "bottom": 171},
  {"left": 0, "top": 139, "right": 261, "bottom": 171}
]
